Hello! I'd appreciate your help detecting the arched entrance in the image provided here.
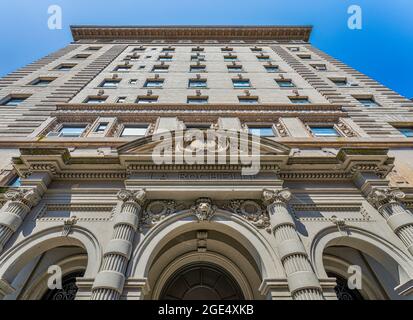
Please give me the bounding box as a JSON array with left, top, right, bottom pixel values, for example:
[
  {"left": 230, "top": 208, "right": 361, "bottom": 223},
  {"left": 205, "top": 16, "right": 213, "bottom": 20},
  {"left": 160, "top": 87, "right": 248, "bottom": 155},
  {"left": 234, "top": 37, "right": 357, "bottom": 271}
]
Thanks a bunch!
[
  {"left": 41, "top": 270, "right": 85, "bottom": 300},
  {"left": 160, "top": 263, "right": 244, "bottom": 300}
]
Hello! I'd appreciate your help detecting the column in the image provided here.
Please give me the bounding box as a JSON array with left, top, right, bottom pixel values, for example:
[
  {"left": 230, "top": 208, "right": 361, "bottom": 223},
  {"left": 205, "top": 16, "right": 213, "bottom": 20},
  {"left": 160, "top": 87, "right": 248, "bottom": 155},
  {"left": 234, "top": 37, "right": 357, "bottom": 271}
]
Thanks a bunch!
[
  {"left": 0, "top": 189, "right": 40, "bottom": 253},
  {"left": 91, "top": 189, "right": 146, "bottom": 300},
  {"left": 262, "top": 189, "right": 324, "bottom": 300},
  {"left": 368, "top": 188, "right": 413, "bottom": 255}
]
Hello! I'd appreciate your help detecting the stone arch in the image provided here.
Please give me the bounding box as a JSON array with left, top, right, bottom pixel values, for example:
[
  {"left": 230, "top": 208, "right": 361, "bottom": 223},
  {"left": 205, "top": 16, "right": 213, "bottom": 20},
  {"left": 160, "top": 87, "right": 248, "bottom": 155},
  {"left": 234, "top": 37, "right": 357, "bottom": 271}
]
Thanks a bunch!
[
  {"left": 0, "top": 225, "right": 102, "bottom": 285},
  {"left": 128, "top": 208, "right": 283, "bottom": 298},
  {"left": 311, "top": 226, "right": 413, "bottom": 299}
]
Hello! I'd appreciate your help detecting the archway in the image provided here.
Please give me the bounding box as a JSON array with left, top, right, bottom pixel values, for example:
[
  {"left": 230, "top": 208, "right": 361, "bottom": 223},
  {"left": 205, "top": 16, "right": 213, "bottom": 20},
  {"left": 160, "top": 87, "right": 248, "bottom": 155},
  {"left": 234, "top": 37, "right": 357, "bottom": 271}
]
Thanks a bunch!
[{"left": 160, "top": 263, "right": 244, "bottom": 300}]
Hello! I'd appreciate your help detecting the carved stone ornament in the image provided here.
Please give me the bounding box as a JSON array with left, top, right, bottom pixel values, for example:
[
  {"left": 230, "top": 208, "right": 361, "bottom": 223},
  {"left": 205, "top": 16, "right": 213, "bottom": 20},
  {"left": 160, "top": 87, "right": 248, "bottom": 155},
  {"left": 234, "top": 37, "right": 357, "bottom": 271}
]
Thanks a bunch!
[
  {"left": 191, "top": 198, "right": 217, "bottom": 222},
  {"left": 368, "top": 188, "right": 405, "bottom": 209},
  {"left": 141, "top": 200, "right": 186, "bottom": 227},
  {"left": 223, "top": 200, "right": 271, "bottom": 231},
  {"left": 4, "top": 188, "right": 40, "bottom": 207},
  {"left": 117, "top": 189, "right": 147, "bottom": 206},
  {"left": 62, "top": 216, "right": 78, "bottom": 236},
  {"left": 262, "top": 189, "right": 292, "bottom": 206}
]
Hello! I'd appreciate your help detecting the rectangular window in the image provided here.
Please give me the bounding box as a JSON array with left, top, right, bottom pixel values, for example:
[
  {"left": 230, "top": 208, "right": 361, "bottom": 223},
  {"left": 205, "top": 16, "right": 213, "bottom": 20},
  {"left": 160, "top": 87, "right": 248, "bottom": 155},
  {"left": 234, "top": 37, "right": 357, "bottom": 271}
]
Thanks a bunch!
[
  {"left": 221, "top": 47, "right": 233, "bottom": 52},
  {"left": 298, "top": 54, "right": 311, "bottom": 60},
  {"left": 257, "top": 55, "right": 270, "bottom": 61},
  {"left": 288, "top": 47, "right": 300, "bottom": 52},
  {"left": 264, "top": 65, "right": 279, "bottom": 73},
  {"left": 30, "top": 78, "right": 55, "bottom": 86},
  {"left": 158, "top": 56, "right": 173, "bottom": 61},
  {"left": 311, "top": 64, "right": 327, "bottom": 71},
  {"left": 136, "top": 96, "right": 158, "bottom": 104},
  {"left": 59, "top": 125, "right": 86, "bottom": 137},
  {"left": 117, "top": 97, "right": 127, "bottom": 103},
  {"left": 356, "top": 97, "right": 380, "bottom": 107},
  {"left": 187, "top": 97, "right": 208, "bottom": 104},
  {"left": 191, "top": 55, "right": 205, "bottom": 62},
  {"left": 250, "top": 47, "right": 263, "bottom": 52},
  {"left": 162, "top": 48, "right": 175, "bottom": 53},
  {"left": 86, "top": 46, "right": 101, "bottom": 51},
  {"left": 192, "top": 47, "right": 204, "bottom": 52},
  {"left": 115, "top": 66, "right": 132, "bottom": 72},
  {"left": 188, "top": 79, "right": 207, "bottom": 88},
  {"left": 248, "top": 127, "right": 275, "bottom": 137},
  {"left": 190, "top": 65, "right": 206, "bottom": 73},
  {"left": 276, "top": 80, "right": 295, "bottom": 88},
  {"left": 144, "top": 80, "right": 164, "bottom": 88},
  {"left": 129, "top": 79, "right": 138, "bottom": 85},
  {"left": 55, "top": 64, "right": 75, "bottom": 71},
  {"left": 100, "top": 80, "right": 120, "bottom": 88},
  {"left": 397, "top": 127, "right": 413, "bottom": 137},
  {"left": 72, "top": 54, "right": 90, "bottom": 59},
  {"left": 224, "top": 55, "right": 238, "bottom": 62},
  {"left": 85, "top": 97, "right": 107, "bottom": 104},
  {"left": 289, "top": 97, "right": 310, "bottom": 104},
  {"left": 227, "top": 65, "right": 243, "bottom": 73},
  {"left": 1, "top": 96, "right": 29, "bottom": 106},
  {"left": 121, "top": 125, "right": 148, "bottom": 137},
  {"left": 232, "top": 79, "right": 251, "bottom": 88},
  {"left": 152, "top": 66, "right": 169, "bottom": 73},
  {"left": 310, "top": 126, "right": 340, "bottom": 137},
  {"left": 132, "top": 47, "right": 146, "bottom": 52},
  {"left": 186, "top": 123, "right": 211, "bottom": 130},
  {"left": 239, "top": 97, "right": 259, "bottom": 104},
  {"left": 95, "top": 123, "right": 108, "bottom": 133},
  {"left": 331, "top": 79, "right": 348, "bottom": 87}
]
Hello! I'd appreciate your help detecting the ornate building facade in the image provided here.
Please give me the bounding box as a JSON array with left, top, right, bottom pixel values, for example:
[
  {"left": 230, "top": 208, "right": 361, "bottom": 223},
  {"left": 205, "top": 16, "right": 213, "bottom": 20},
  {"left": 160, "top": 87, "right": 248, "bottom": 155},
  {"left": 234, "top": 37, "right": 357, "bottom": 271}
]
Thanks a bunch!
[{"left": 0, "top": 26, "right": 413, "bottom": 300}]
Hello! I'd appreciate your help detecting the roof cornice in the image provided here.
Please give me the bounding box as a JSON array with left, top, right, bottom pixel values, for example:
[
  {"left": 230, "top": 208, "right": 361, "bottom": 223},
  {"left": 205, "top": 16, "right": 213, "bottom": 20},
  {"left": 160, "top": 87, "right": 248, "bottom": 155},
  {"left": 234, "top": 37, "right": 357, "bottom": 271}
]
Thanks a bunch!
[{"left": 70, "top": 25, "right": 313, "bottom": 42}]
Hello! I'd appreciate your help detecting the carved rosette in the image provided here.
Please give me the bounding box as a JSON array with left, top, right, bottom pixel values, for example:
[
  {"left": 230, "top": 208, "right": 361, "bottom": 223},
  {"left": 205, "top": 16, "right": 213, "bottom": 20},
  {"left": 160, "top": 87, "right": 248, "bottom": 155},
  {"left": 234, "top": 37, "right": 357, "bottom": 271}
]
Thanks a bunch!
[
  {"left": 367, "top": 188, "right": 405, "bottom": 210},
  {"left": 262, "top": 188, "right": 292, "bottom": 207},
  {"left": 223, "top": 200, "right": 271, "bottom": 231},
  {"left": 141, "top": 200, "right": 185, "bottom": 227},
  {"left": 191, "top": 198, "right": 217, "bottom": 222}
]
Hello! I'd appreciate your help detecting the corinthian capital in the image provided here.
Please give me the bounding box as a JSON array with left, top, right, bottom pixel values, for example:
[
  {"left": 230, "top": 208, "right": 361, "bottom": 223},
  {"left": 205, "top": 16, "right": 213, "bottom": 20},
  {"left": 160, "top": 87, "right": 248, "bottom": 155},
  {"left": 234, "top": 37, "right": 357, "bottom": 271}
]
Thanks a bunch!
[
  {"left": 117, "top": 189, "right": 147, "bottom": 206},
  {"left": 262, "top": 188, "right": 292, "bottom": 206},
  {"left": 4, "top": 189, "right": 40, "bottom": 207},
  {"left": 367, "top": 188, "right": 405, "bottom": 209}
]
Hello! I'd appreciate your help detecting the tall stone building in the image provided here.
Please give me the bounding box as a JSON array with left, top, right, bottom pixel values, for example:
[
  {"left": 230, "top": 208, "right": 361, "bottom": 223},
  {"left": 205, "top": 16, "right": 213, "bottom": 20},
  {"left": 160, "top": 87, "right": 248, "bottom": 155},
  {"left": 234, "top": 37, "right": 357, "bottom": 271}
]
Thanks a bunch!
[{"left": 0, "top": 25, "right": 413, "bottom": 300}]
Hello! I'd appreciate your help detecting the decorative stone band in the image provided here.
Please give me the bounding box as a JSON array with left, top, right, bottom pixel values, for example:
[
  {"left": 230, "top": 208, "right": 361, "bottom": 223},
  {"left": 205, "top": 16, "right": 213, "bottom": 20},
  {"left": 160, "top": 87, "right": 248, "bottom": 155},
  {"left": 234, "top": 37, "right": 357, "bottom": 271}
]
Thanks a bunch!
[
  {"left": 91, "top": 189, "right": 146, "bottom": 300},
  {"left": 262, "top": 189, "right": 324, "bottom": 300},
  {"left": 0, "top": 189, "right": 40, "bottom": 253},
  {"left": 368, "top": 188, "right": 413, "bottom": 255}
]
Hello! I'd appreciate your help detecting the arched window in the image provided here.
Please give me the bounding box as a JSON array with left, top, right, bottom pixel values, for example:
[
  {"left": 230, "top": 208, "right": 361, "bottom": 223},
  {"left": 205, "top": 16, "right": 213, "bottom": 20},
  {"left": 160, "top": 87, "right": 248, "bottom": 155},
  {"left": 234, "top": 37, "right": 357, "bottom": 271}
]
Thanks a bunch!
[{"left": 42, "top": 271, "right": 84, "bottom": 300}]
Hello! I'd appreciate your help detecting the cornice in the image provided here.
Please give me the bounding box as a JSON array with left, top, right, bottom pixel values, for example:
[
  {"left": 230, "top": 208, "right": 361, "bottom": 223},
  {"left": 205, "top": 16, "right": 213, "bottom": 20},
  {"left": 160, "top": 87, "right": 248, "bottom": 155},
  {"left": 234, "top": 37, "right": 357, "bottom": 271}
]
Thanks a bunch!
[{"left": 71, "top": 25, "right": 313, "bottom": 42}]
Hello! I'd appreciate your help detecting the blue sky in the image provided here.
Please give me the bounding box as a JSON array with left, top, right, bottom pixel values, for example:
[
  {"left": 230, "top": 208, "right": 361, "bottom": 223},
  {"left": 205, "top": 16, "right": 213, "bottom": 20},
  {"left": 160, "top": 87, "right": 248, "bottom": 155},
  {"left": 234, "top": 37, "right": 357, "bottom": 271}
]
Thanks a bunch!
[{"left": 0, "top": 0, "right": 412, "bottom": 98}]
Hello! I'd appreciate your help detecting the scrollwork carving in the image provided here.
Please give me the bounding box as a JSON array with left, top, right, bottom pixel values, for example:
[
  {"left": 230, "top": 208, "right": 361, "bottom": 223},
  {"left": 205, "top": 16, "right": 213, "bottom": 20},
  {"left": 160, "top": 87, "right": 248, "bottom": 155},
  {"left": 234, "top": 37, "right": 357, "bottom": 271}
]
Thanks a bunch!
[{"left": 367, "top": 188, "right": 405, "bottom": 209}]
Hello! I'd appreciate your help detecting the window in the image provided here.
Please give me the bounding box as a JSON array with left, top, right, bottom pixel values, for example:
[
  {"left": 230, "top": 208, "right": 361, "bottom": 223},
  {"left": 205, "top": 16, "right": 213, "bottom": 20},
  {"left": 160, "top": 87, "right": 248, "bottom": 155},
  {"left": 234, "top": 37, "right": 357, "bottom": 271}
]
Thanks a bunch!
[
  {"left": 1, "top": 96, "right": 29, "bottom": 106},
  {"left": 257, "top": 55, "right": 270, "bottom": 61},
  {"left": 187, "top": 97, "right": 208, "bottom": 104},
  {"left": 356, "top": 97, "right": 380, "bottom": 107},
  {"left": 276, "top": 80, "right": 295, "bottom": 88},
  {"left": 311, "top": 64, "right": 327, "bottom": 71},
  {"left": 239, "top": 97, "right": 259, "bottom": 104},
  {"left": 331, "top": 79, "right": 348, "bottom": 87},
  {"left": 144, "top": 79, "right": 164, "bottom": 88},
  {"left": 221, "top": 47, "right": 233, "bottom": 52},
  {"left": 115, "top": 65, "right": 131, "bottom": 72},
  {"left": 298, "top": 54, "right": 311, "bottom": 60},
  {"left": 288, "top": 47, "right": 300, "bottom": 52},
  {"left": 152, "top": 65, "right": 169, "bottom": 73},
  {"left": 30, "top": 78, "right": 55, "bottom": 86},
  {"left": 8, "top": 176, "right": 21, "bottom": 187},
  {"left": 264, "top": 65, "right": 279, "bottom": 73},
  {"left": 232, "top": 79, "right": 251, "bottom": 88},
  {"left": 132, "top": 47, "right": 146, "bottom": 52},
  {"left": 191, "top": 55, "right": 205, "bottom": 62},
  {"left": 289, "top": 97, "right": 310, "bottom": 104},
  {"left": 59, "top": 125, "right": 86, "bottom": 137},
  {"left": 85, "top": 96, "right": 107, "bottom": 104},
  {"left": 55, "top": 64, "right": 75, "bottom": 71},
  {"left": 186, "top": 123, "right": 211, "bottom": 129},
  {"left": 72, "top": 54, "right": 90, "bottom": 59},
  {"left": 190, "top": 65, "right": 206, "bottom": 73},
  {"left": 227, "top": 65, "right": 243, "bottom": 73},
  {"left": 136, "top": 96, "right": 158, "bottom": 104},
  {"left": 250, "top": 47, "right": 263, "bottom": 52},
  {"left": 397, "top": 127, "right": 413, "bottom": 137},
  {"left": 86, "top": 46, "right": 101, "bottom": 51},
  {"left": 249, "top": 127, "right": 275, "bottom": 137},
  {"left": 121, "top": 125, "right": 148, "bottom": 137},
  {"left": 192, "top": 47, "right": 204, "bottom": 52},
  {"left": 188, "top": 79, "right": 207, "bottom": 88},
  {"left": 129, "top": 79, "right": 138, "bottom": 85},
  {"left": 310, "top": 126, "right": 340, "bottom": 137},
  {"left": 117, "top": 97, "right": 127, "bottom": 103},
  {"left": 224, "top": 55, "right": 238, "bottom": 62},
  {"left": 100, "top": 79, "right": 120, "bottom": 88},
  {"left": 162, "top": 47, "right": 175, "bottom": 53},
  {"left": 95, "top": 123, "right": 108, "bottom": 133},
  {"left": 158, "top": 55, "right": 173, "bottom": 61}
]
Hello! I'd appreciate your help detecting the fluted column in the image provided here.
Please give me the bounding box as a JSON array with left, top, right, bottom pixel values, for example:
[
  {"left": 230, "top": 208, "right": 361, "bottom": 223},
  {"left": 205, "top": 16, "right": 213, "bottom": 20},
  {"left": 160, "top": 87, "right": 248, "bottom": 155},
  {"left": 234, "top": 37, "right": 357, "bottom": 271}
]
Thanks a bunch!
[
  {"left": 262, "top": 189, "right": 324, "bottom": 300},
  {"left": 91, "top": 189, "right": 146, "bottom": 300},
  {"left": 368, "top": 188, "right": 413, "bottom": 255},
  {"left": 0, "top": 189, "right": 40, "bottom": 253}
]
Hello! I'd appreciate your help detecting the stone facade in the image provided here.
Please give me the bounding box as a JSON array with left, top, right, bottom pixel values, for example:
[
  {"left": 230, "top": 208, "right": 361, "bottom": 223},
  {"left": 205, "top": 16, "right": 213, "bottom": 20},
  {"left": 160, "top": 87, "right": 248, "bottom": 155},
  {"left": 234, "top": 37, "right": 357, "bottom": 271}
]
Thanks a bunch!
[{"left": 0, "top": 26, "right": 413, "bottom": 300}]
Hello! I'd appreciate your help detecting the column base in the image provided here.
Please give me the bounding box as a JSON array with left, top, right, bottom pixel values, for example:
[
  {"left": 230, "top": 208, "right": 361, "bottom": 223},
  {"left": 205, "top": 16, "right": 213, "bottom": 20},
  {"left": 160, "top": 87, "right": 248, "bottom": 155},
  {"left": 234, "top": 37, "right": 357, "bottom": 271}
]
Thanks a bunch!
[{"left": 259, "top": 278, "right": 292, "bottom": 300}]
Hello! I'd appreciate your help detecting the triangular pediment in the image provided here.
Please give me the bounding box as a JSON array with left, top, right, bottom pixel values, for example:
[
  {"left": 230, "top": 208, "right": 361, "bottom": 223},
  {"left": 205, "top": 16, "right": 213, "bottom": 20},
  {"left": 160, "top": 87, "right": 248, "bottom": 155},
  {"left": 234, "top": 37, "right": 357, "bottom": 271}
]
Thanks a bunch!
[{"left": 117, "top": 130, "right": 291, "bottom": 156}]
